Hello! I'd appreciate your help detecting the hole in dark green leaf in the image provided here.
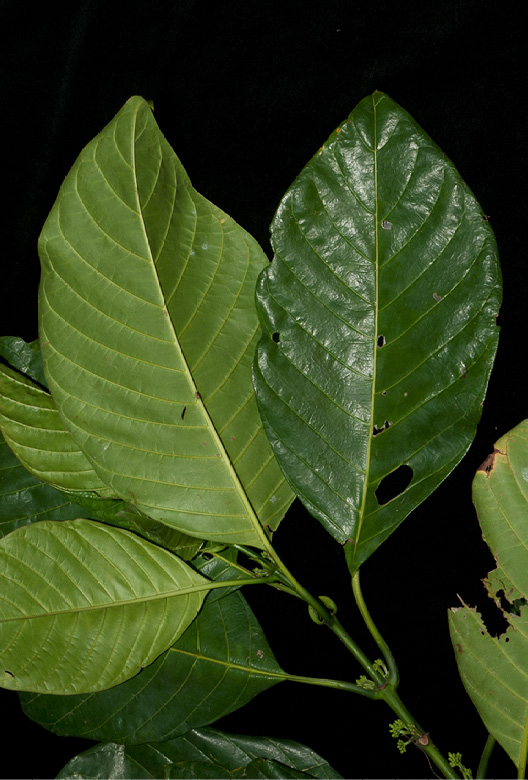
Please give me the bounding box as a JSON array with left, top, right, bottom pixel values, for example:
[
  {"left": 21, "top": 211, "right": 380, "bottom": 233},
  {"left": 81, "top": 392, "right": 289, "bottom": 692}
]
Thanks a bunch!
[
  {"left": 377, "top": 334, "right": 385, "bottom": 347},
  {"left": 373, "top": 420, "right": 392, "bottom": 436},
  {"left": 375, "top": 465, "right": 413, "bottom": 505},
  {"left": 201, "top": 553, "right": 213, "bottom": 561},
  {"left": 272, "top": 332, "right": 280, "bottom": 343}
]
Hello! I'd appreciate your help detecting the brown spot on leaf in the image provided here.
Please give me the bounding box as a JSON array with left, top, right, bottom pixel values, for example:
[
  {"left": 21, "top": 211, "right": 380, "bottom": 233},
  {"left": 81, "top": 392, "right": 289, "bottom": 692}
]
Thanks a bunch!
[{"left": 478, "top": 448, "right": 504, "bottom": 477}]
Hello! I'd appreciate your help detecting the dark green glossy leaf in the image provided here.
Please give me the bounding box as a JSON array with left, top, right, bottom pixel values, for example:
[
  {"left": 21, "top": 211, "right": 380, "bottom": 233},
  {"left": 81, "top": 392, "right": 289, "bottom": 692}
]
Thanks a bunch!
[
  {"left": 55, "top": 742, "right": 151, "bottom": 780},
  {"left": 0, "top": 519, "right": 208, "bottom": 694},
  {"left": 254, "top": 91, "right": 501, "bottom": 572},
  {"left": 0, "top": 434, "right": 87, "bottom": 538},
  {"left": 38, "top": 95, "right": 293, "bottom": 546},
  {"left": 192, "top": 546, "right": 251, "bottom": 601},
  {"left": 166, "top": 758, "right": 312, "bottom": 778},
  {"left": 0, "top": 336, "right": 47, "bottom": 388},
  {"left": 21, "top": 590, "right": 284, "bottom": 742},
  {"left": 55, "top": 728, "right": 342, "bottom": 780}
]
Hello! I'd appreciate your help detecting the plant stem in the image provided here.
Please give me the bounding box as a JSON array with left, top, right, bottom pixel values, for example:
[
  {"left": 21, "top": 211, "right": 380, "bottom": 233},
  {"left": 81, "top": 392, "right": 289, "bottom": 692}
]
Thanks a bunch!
[
  {"left": 378, "top": 683, "right": 459, "bottom": 779},
  {"left": 254, "top": 544, "right": 460, "bottom": 779},
  {"left": 281, "top": 671, "right": 380, "bottom": 699},
  {"left": 476, "top": 734, "right": 495, "bottom": 779},
  {"left": 352, "top": 570, "right": 399, "bottom": 686}
]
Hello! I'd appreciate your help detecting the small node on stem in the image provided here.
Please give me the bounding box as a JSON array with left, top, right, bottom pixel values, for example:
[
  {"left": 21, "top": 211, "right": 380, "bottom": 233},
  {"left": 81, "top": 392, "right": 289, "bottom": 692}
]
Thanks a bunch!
[
  {"left": 389, "top": 719, "right": 430, "bottom": 757},
  {"left": 308, "top": 595, "right": 337, "bottom": 625}
]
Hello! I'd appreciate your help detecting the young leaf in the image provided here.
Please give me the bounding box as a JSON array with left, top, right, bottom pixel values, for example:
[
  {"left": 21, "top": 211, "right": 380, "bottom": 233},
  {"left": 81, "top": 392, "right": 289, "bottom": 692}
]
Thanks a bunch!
[
  {"left": 449, "top": 420, "right": 528, "bottom": 770},
  {"left": 55, "top": 728, "right": 343, "bottom": 780},
  {"left": 0, "top": 434, "right": 89, "bottom": 537},
  {"left": 254, "top": 91, "right": 501, "bottom": 572},
  {"left": 0, "top": 519, "right": 209, "bottom": 694},
  {"left": 38, "top": 95, "right": 293, "bottom": 547},
  {"left": 20, "top": 590, "right": 284, "bottom": 743},
  {"left": 0, "top": 364, "right": 115, "bottom": 494}
]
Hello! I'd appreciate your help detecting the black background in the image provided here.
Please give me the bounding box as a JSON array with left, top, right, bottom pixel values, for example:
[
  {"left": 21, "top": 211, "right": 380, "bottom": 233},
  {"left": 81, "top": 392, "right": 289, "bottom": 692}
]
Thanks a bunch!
[{"left": 0, "top": 1, "right": 526, "bottom": 778}]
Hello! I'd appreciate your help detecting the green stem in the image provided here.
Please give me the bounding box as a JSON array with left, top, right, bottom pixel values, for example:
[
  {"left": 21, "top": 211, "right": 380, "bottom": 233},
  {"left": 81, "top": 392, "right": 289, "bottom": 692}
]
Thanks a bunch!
[
  {"left": 282, "top": 671, "right": 380, "bottom": 699},
  {"left": 476, "top": 734, "right": 495, "bottom": 779},
  {"left": 378, "top": 685, "right": 459, "bottom": 779},
  {"left": 352, "top": 570, "right": 399, "bottom": 687},
  {"left": 242, "top": 539, "right": 459, "bottom": 778}
]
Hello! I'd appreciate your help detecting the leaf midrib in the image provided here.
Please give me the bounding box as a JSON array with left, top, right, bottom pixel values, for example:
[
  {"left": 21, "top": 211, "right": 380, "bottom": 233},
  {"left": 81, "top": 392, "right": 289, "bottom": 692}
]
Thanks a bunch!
[
  {"left": 129, "top": 104, "right": 267, "bottom": 549},
  {"left": 352, "top": 93, "right": 379, "bottom": 559},
  {"left": 169, "top": 647, "right": 286, "bottom": 679},
  {"left": 0, "top": 579, "right": 210, "bottom": 624}
]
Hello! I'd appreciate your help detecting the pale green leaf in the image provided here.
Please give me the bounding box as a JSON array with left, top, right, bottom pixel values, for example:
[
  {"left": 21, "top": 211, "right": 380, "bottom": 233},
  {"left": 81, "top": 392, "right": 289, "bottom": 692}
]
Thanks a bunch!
[
  {"left": 0, "top": 518, "right": 208, "bottom": 694},
  {"left": 254, "top": 91, "right": 501, "bottom": 572},
  {"left": 38, "top": 95, "right": 293, "bottom": 547},
  {"left": 449, "top": 420, "right": 528, "bottom": 770},
  {"left": 0, "top": 364, "right": 114, "bottom": 494}
]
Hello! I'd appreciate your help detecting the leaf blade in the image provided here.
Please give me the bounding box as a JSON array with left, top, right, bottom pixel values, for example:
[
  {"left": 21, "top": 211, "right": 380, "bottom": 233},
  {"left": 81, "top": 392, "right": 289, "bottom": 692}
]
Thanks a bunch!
[
  {"left": 0, "top": 519, "right": 208, "bottom": 694},
  {"left": 21, "top": 589, "right": 284, "bottom": 742},
  {"left": 55, "top": 728, "right": 343, "bottom": 780},
  {"left": 38, "top": 95, "right": 293, "bottom": 547},
  {"left": 0, "top": 364, "right": 114, "bottom": 494},
  {"left": 449, "top": 420, "right": 528, "bottom": 769},
  {"left": 254, "top": 91, "right": 501, "bottom": 570},
  {"left": 0, "top": 434, "right": 89, "bottom": 538}
]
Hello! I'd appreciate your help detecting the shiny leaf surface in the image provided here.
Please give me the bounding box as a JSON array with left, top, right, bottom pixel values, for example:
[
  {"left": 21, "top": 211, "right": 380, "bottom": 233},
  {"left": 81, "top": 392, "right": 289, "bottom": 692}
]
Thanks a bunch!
[
  {"left": 254, "top": 91, "right": 501, "bottom": 572},
  {"left": 38, "top": 95, "right": 293, "bottom": 546},
  {"left": 56, "top": 728, "right": 342, "bottom": 780},
  {"left": 0, "top": 519, "right": 208, "bottom": 694},
  {"left": 21, "top": 590, "right": 284, "bottom": 742},
  {"left": 449, "top": 421, "right": 528, "bottom": 769},
  {"left": 166, "top": 758, "right": 312, "bottom": 778},
  {"left": 0, "top": 336, "right": 47, "bottom": 388},
  {"left": 0, "top": 434, "right": 87, "bottom": 538}
]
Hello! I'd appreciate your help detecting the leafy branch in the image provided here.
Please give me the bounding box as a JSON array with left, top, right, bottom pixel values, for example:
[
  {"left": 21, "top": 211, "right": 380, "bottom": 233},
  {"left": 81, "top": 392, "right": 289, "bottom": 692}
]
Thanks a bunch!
[{"left": 0, "top": 91, "right": 525, "bottom": 780}]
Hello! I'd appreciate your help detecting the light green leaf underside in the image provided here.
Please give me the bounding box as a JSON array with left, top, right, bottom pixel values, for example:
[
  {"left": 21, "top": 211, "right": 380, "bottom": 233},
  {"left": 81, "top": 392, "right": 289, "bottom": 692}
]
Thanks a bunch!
[
  {"left": 21, "top": 589, "right": 284, "bottom": 743},
  {"left": 55, "top": 728, "right": 342, "bottom": 780},
  {"left": 0, "top": 434, "right": 90, "bottom": 537},
  {"left": 449, "top": 420, "right": 528, "bottom": 769},
  {"left": 0, "top": 364, "right": 114, "bottom": 494},
  {"left": 254, "top": 91, "right": 501, "bottom": 572},
  {"left": 0, "top": 519, "right": 208, "bottom": 694},
  {"left": 38, "top": 95, "right": 293, "bottom": 547}
]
